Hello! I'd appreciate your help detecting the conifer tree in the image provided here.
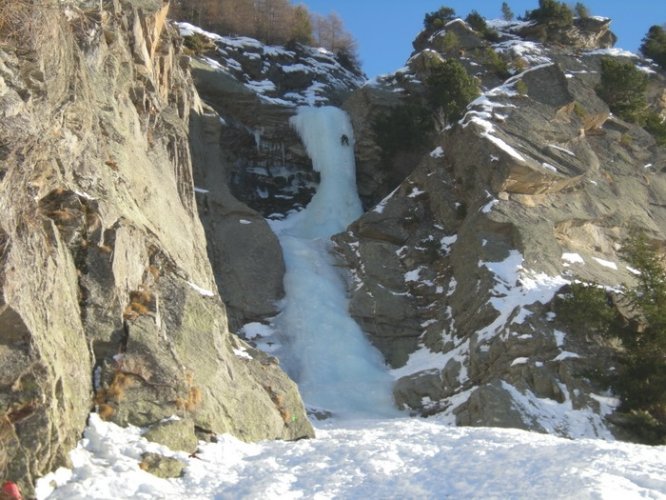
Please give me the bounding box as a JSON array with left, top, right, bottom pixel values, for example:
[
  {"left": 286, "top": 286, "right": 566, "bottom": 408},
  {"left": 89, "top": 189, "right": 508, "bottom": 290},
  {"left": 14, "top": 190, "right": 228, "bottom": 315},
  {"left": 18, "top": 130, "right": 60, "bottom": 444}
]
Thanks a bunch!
[
  {"left": 424, "top": 6, "right": 456, "bottom": 31},
  {"left": 613, "top": 233, "right": 666, "bottom": 444},
  {"left": 596, "top": 57, "right": 648, "bottom": 124},
  {"left": 640, "top": 25, "right": 666, "bottom": 70},
  {"left": 465, "top": 10, "right": 487, "bottom": 33},
  {"left": 558, "top": 231, "right": 666, "bottom": 444},
  {"left": 501, "top": 2, "right": 514, "bottom": 21},
  {"left": 574, "top": 2, "right": 590, "bottom": 18},
  {"left": 525, "top": 0, "right": 573, "bottom": 28},
  {"left": 427, "top": 59, "right": 480, "bottom": 123}
]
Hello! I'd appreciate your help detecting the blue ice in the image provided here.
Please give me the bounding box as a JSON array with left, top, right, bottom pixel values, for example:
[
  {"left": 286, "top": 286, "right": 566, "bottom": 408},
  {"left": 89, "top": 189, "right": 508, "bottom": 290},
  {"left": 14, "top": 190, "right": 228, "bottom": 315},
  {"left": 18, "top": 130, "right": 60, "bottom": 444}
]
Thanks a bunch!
[{"left": 271, "top": 106, "right": 399, "bottom": 419}]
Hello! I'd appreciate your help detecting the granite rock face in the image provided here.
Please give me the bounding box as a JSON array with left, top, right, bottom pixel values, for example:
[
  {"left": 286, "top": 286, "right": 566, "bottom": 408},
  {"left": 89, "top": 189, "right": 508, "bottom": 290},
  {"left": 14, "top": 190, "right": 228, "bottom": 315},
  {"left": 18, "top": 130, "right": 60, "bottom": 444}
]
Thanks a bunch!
[
  {"left": 0, "top": 1, "right": 312, "bottom": 493},
  {"left": 336, "top": 17, "right": 666, "bottom": 436}
]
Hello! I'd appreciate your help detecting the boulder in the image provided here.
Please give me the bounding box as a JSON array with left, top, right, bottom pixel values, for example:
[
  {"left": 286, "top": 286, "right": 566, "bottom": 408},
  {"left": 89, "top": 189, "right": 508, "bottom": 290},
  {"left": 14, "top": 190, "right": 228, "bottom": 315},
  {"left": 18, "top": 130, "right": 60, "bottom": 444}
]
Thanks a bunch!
[
  {"left": 454, "top": 382, "right": 530, "bottom": 430},
  {"left": 139, "top": 452, "right": 185, "bottom": 479},
  {"left": 143, "top": 419, "right": 198, "bottom": 454}
]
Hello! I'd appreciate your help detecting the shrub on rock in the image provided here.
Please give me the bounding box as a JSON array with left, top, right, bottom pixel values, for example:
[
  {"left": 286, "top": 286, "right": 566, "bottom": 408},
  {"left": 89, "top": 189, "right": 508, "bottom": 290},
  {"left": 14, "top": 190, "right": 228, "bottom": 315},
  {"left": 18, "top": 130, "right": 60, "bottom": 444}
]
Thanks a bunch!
[
  {"left": 424, "top": 6, "right": 456, "bottom": 31},
  {"left": 426, "top": 59, "right": 480, "bottom": 123},
  {"left": 525, "top": 0, "right": 573, "bottom": 29},
  {"left": 595, "top": 57, "right": 648, "bottom": 125},
  {"left": 640, "top": 25, "right": 666, "bottom": 70}
]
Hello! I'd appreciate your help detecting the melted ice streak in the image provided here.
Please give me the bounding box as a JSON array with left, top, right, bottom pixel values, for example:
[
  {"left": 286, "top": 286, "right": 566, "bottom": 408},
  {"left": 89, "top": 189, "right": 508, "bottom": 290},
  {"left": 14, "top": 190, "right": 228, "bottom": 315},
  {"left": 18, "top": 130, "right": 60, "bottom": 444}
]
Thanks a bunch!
[{"left": 271, "top": 106, "right": 399, "bottom": 418}]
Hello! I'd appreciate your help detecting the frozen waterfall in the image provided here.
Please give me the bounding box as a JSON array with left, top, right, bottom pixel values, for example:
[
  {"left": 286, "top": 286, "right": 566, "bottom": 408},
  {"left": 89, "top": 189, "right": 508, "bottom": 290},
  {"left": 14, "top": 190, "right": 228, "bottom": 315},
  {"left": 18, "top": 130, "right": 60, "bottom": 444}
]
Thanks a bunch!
[{"left": 270, "top": 106, "right": 399, "bottom": 419}]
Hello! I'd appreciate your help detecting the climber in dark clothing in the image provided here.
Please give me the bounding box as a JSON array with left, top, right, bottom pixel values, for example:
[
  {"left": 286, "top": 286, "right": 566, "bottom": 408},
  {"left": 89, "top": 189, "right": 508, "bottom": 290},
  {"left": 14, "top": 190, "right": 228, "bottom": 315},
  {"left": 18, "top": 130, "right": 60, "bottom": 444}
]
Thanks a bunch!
[{"left": 340, "top": 134, "right": 349, "bottom": 146}]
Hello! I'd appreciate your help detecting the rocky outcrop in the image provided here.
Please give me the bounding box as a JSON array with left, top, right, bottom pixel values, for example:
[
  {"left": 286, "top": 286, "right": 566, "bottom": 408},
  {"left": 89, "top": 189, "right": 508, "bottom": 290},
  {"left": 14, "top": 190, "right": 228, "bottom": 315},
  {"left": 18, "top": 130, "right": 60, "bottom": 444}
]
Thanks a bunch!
[
  {"left": 516, "top": 16, "right": 617, "bottom": 49},
  {"left": 337, "top": 18, "right": 666, "bottom": 436},
  {"left": 180, "top": 23, "right": 365, "bottom": 110},
  {"left": 176, "top": 11, "right": 665, "bottom": 440},
  {"left": 342, "top": 86, "right": 406, "bottom": 208},
  {"left": 0, "top": 0, "right": 311, "bottom": 493},
  {"left": 412, "top": 18, "right": 486, "bottom": 55}
]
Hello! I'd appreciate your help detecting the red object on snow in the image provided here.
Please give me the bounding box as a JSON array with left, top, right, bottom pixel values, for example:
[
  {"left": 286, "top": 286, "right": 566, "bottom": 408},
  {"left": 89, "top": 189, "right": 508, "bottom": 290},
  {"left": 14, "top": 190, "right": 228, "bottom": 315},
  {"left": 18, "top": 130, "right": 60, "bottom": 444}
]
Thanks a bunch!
[{"left": 1, "top": 481, "right": 22, "bottom": 500}]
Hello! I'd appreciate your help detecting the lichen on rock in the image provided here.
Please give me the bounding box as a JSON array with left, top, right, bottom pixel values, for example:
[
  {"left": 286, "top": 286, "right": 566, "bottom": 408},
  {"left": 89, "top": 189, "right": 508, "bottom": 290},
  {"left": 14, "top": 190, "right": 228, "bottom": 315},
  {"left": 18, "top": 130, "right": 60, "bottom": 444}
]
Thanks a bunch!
[{"left": 0, "top": 0, "right": 312, "bottom": 494}]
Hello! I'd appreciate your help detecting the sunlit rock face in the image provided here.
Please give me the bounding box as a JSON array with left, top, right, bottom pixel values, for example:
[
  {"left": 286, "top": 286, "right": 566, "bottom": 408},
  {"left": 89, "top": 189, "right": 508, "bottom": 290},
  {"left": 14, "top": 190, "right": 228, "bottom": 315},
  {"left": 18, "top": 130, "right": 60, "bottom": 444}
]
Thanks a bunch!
[
  {"left": 335, "top": 17, "right": 666, "bottom": 435},
  {"left": 0, "top": 2, "right": 313, "bottom": 493}
]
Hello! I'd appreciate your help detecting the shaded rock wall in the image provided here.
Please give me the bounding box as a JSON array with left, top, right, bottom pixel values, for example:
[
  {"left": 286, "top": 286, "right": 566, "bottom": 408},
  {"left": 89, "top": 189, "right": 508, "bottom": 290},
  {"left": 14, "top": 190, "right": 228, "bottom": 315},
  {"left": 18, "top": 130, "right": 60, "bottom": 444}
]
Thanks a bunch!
[
  {"left": 188, "top": 107, "right": 288, "bottom": 330},
  {"left": 182, "top": 26, "right": 364, "bottom": 328}
]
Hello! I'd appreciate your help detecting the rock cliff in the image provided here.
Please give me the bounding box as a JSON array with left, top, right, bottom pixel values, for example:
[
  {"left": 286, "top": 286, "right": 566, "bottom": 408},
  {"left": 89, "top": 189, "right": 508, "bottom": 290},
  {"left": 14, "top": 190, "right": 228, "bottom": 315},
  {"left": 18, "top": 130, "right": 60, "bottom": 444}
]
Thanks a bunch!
[
  {"left": 178, "top": 13, "right": 665, "bottom": 440},
  {"left": 0, "top": 0, "right": 312, "bottom": 493},
  {"left": 336, "top": 17, "right": 666, "bottom": 435},
  {"left": 2, "top": 2, "right": 666, "bottom": 492}
]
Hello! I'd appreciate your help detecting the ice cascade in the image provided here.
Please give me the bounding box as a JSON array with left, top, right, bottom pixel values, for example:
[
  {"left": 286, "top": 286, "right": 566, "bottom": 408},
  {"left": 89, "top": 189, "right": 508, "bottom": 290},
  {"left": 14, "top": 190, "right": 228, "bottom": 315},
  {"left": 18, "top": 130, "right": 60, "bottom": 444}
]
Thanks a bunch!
[{"left": 271, "top": 106, "right": 399, "bottom": 418}]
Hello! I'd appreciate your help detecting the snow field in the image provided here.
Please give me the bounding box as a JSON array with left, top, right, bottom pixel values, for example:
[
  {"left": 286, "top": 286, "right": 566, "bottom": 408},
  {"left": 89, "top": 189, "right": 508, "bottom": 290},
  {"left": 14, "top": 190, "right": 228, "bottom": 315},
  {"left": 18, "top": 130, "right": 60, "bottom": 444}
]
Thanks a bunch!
[{"left": 38, "top": 414, "right": 666, "bottom": 499}]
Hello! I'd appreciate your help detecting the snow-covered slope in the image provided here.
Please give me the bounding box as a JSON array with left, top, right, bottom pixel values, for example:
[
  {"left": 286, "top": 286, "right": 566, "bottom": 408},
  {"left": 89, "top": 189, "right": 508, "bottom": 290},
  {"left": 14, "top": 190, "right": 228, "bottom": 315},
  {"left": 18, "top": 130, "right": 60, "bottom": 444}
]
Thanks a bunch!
[
  {"left": 178, "top": 23, "right": 365, "bottom": 107},
  {"left": 37, "top": 414, "right": 666, "bottom": 499}
]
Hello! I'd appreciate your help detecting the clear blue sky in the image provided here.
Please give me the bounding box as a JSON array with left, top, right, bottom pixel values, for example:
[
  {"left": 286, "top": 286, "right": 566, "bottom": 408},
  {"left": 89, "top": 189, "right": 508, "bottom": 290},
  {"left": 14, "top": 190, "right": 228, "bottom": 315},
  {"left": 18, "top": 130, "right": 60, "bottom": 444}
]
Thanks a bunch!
[{"left": 299, "top": 1, "right": 666, "bottom": 77}]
